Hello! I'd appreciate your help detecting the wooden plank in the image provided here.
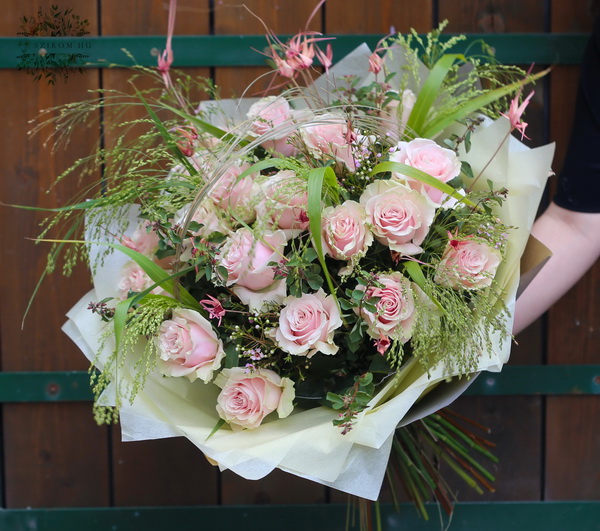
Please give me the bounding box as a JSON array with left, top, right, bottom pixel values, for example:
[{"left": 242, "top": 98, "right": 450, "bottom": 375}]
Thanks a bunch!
[
  {"left": 546, "top": 2, "right": 598, "bottom": 501},
  {"left": 98, "top": 0, "right": 219, "bottom": 507},
  {"left": 0, "top": 0, "right": 109, "bottom": 508},
  {"left": 213, "top": 0, "right": 319, "bottom": 98},
  {"left": 325, "top": 0, "right": 432, "bottom": 33}
]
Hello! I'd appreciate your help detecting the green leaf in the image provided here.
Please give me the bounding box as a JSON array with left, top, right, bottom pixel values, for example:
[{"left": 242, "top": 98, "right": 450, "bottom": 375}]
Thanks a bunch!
[
  {"left": 422, "top": 68, "right": 550, "bottom": 138},
  {"left": 403, "top": 260, "right": 446, "bottom": 315},
  {"left": 406, "top": 53, "right": 464, "bottom": 136},
  {"left": 206, "top": 418, "right": 226, "bottom": 440},
  {"left": 224, "top": 343, "right": 239, "bottom": 369},
  {"left": 370, "top": 161, "right": 475, "bottom": 207},
  {"left": 307, "top": 167, "right": 339, "bottom": 305}
]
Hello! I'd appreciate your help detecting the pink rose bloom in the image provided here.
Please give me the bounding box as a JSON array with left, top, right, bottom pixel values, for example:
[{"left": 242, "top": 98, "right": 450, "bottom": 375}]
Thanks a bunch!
[
  {"left": 356, "top": 272, "right": 417, "bottom": 343},
  {"left": 257, "top": 170, "right": 309, "bottom": 233},
  {"left": 382, "top": 89, "right": 416, "bottom": 140},
  {"left": 390, "top": 138, "right": 461, "bottom": 205},
  {"left": 322, "top": 200, "right": 373, "bottom": 261},
  {"left": 218, "top": 228, "right": 288, "bottom": 310},
  {"left": 247, "top": 96, "right": 297, "bottom": 156},
  {"left": 209, "top": 162, "right": 257, "bottom": 223},
  {"left": 270, "top": 289, "right": 343, "bottom": 357},
  {"left": 215, "top": 367, "right": 295, "bottom": 430},
  {"left": 360, "top": 179, "right": 436, "bottom": 255},
  {"left": 156, "top": 308, "right": 225, "bottom": 383},
  {"left": 300, "top": 114, "right": 356, "bottom": 171},
  {"left": 117, "top": 261, "right": 165, "bottom": 300},
  {"left": 120, "top": 221, "right": 159, "bottom": 256},
  {"left": 434, "top": 238, "right": 502, "bottom": 290}
]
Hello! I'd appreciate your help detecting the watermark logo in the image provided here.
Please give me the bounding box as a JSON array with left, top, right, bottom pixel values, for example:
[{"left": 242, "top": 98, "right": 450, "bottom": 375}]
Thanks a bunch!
[{"left": 17, "top": 5, "right": 90, "bottom": 84}]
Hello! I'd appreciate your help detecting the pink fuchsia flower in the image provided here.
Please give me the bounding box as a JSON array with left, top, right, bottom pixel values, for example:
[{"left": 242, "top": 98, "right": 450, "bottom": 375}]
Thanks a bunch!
[
  {"left": 217, "top": 228, "right": 288, "bottom": 311},
  {"left": 502, "top": 90, "right": 534, "bottom": 140},
  {"left": 321, "top": 200, "right": 373, "bottom": 262},
  {"left": 355, "top": 272, "right": 417, "bottom": 343},
  {"left": 300, "top": 114, "right": 357, "bottom": 171},
  {"left": 390, "top": 138, "right": 461, "bottom": 205},
  {"left": 368, "top": 52, "right": 384, "bottom": 75},
  {"left": 360, "top": 179, "right": 436, "bottom": 255},
  {"left": 315, "top": 43, "right": 333, "bottom": 72},
  {"left": 200, "top": 295, "right": 226, "bottom": 326},
  {"left": 270, "top": 289, "right": 343, "bottom": 358},
  {"left": 215, "top": 367, "right": 295, "bottom": 430},
  {"left": 156, "top": 308, "right": 225, "bottom": 383},
  {"left": 434, "top": 236, "right": 502, "bottom": 290},
  {"left": 157, "top": 0, "right": 176, "bottom": 89}
]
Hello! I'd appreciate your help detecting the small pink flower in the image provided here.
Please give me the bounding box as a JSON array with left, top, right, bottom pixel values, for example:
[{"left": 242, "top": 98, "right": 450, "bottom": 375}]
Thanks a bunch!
[
  {"left": 355, "top": 272, "right": 417, "bottom": 343},
  {"left": 368, "top": 52, "right": 384, "bottom": 74},
  {"left": 360, "top": 179, "right": 436, "bottom": 255},
  {"left": 390, "top": 138, "right": 461, "bottom": 205},
  {"left": 200, "top": 295, "right": 226, "bottom": 326},
  {"left": 117, "top": 261, "right": 165, "bottom": 299},
  {"left": 215, "top": 367, "right": 295, "bottom": 430},
  {"left": 434, "top": 237, "right": 502, "bottom": 290},
  {"left": 156, "top": 308, "right": 225, "bottom": 383},
  {"left": 502, "top": 90, "right": 534, "bottom": 140},
  {"left": 270, "top": 289, "right": 343, "bottom": 358}
]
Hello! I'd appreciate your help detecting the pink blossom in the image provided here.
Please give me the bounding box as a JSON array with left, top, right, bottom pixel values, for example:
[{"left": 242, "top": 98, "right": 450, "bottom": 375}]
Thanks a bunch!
[
  {"left": 270, "top": 289, "right": 343, "bottom": 358},
  {"left": 218, "top": 228, "right": 288, "bottom": 311},
  {"left": 300, "top": 114, "right": 356, "bottom": 171},
  {"left": 321, "top": 201, "right": 373, "bottom": 262},
  {"left": 434, "top": 237, "right": 502, "bottom": 290},
  {"left": 200, "top": 295, "right": 226, "bottom": 326},
  {"left": 215, "top": 367, "right": 295, "bottom": 430},
  {"left": 247, "top": 96, "right": 297, "bottom": 156},
  {"left": 502, "top": 90, "right": 534, "bottom": 140},
  {"left": 257, "top": 170, "right": 309, "bottom": 233},
  {"left": 355, "top": 272, "right": 417, "bottom": 343},
  {"left": 156, "top": 308, "right": 225, "bottom": 383},
  {"left": 360, "top": 179, "right": 436, "bottom": 255},
  {"left": 390, "top": 138, "right": 461, "bottom": 205}
]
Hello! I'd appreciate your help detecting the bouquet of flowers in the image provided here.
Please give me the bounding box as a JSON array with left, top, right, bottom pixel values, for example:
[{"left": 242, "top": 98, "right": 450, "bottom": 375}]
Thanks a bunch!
[{"left": 35, "top": 17, "right": 554, "bottom": 516}]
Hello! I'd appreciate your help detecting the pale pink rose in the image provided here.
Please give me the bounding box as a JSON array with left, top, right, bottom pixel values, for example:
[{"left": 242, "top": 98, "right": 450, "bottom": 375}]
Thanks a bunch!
[
  {"left": 218, "top": 228, "right": 288, "bottom": 310},
  {"left": 322, "top": 201, "right": 373, "bottom": 261},
  {"left": 209, "top": 162, "right": 257, "bottom": 223},
  {"left": 360, "top": 179, "right": 436, "bottom": 255},
  {"left": 270, "top": 289, "right": 343, "bottom": 357},
  {"left": 355, "top": 272, "right": 417, "bottom": 343},
  {"left": 121, "top": 221, "right": 159, "bottom": 256},
  {"left": 247, "top": 96, "right": 296, "bottom": 156},
  {"left": 187, "top": 200, "right": 233, "bottom": 238},
  {"left": 156, "top": 308, "right": 225, "bottom": 383},
  {"left": 300, "top": 114, "right": 356, "bottom": 171},
  {"left": 257, "top": 170, "right": 309, "bottom": 233},
  {"left": 215, "top": 367, "right": 295, "bottom": 430},
  {"left": 390, "top": 138, "right": 461, "bottom": 204},
  {"left": 117, "top": 261, "right": 163, "bottom": 299},
  {"left": 382, "top": 89, "right": 416, "bottom": 139},
  {"left": 434, "top": 238, "right": 502, "bottom": 290}
]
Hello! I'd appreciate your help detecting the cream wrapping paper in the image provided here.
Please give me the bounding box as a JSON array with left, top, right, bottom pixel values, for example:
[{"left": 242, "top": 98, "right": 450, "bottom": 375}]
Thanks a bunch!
[{"left": 61, "top": 42, "right": 555, "bottom": 499}]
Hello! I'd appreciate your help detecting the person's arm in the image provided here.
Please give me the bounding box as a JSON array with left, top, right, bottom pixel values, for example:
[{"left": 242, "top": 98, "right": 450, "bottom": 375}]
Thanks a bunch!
[{"left": 513, "top": 202, "right": 600, "bottom": 335}]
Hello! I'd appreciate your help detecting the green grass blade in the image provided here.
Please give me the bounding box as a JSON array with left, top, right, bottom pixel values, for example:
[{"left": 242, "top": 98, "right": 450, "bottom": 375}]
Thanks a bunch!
[
  {"left": 307, "top": 167, "right": 338, "bottom": 303},
  {"left": 422, "top": 68, "right": 550, "bottom": 138},
  {"left": 370, "top": 161, "right": 475, "bottom": 207},
  {"left": 406, "top": 53, "right": 464, "bottom": 136}
]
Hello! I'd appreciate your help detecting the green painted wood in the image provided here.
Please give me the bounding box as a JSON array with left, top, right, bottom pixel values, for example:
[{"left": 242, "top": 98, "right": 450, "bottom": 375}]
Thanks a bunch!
[
  {"left": 0, "top": 502, "right": 597, "bottom": 530},
  {"left": 0, "top": 33, "right": 589, "bottom": 70},
  {"left": 0, "top": 365, "right": 598, "bottom": 402}
]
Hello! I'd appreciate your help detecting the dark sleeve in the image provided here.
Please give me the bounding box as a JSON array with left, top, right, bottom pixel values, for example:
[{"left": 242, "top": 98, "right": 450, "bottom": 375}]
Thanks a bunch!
[{"left": 553, "top": 17, "right": 600, "bottom": 213}]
